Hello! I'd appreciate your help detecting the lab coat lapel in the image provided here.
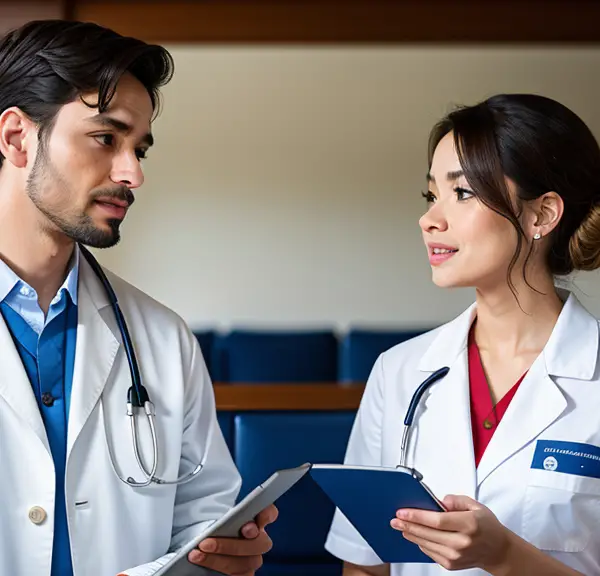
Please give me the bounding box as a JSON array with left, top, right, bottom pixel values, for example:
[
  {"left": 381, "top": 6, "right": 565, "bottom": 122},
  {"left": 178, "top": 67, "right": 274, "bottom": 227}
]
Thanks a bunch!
[
  {"left": 476, "top": 292, "right": 594, "bottom": 486},
  {"left": 0, "top": 313, "right": 50, "bottom": 453},
  {"left": 475, "top": 365, "right": 566, "bottom": 486},
  {"left": 67, "top": 256, "right": 120, "bottom": 458},
  {"left": 416, "top": 305, "right": 477, "bottom": 499},
  {"left": 421, "top": 350, "right": 477, "bottom": 499}
]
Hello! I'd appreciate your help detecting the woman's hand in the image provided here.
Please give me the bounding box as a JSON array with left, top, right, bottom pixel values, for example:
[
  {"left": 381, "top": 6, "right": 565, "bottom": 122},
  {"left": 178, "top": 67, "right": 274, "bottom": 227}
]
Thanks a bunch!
[{"left": 391, "top": 495, "right": 511, "bottom": 573}]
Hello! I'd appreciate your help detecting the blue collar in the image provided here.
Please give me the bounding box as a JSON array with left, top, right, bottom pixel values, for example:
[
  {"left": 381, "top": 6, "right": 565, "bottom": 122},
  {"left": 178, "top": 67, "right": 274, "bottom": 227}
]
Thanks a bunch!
[{"left": 0, "top": 245, "right": 80, "bottom": 305}]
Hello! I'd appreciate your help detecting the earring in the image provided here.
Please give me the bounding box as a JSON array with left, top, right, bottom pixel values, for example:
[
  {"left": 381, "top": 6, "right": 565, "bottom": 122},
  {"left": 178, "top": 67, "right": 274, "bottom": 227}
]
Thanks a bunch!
[{"left": 533, "top": 233, "right": 541, "bottom": 240}]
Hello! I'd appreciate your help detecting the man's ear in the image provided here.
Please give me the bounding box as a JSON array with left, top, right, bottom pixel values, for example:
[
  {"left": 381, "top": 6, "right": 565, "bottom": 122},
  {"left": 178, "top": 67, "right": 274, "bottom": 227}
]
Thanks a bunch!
[{"left": 0, "top": 107, "right": 36, "bottom": 169}]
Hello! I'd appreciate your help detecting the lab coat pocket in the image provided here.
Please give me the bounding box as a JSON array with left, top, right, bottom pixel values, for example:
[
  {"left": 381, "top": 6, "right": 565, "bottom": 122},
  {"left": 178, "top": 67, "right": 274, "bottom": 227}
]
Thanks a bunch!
[{"left": 522, "top": 469, "right": 600, "bottom": 552}]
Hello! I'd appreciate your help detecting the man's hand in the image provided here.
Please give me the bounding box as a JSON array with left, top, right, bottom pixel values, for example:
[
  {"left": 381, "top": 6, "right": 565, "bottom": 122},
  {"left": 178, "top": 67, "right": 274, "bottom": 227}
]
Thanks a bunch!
[{"left": 188, "top": 504, "right": 279, "bottom": 576}]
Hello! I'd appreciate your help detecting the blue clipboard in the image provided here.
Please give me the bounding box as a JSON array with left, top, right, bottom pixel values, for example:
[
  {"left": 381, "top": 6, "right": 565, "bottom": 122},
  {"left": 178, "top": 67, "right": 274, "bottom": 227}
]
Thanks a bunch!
[{"left": 310, "top": 464, "right": 445, "bottom": 564}]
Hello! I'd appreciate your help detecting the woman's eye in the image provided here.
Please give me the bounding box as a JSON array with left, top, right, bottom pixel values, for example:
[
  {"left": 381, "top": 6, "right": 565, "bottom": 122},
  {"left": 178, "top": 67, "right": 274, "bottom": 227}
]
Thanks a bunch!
[
  {"left": 455, "top": 187, "right": 475, "bottom": 201},
  {"left": 136, "top": 149, "right": 148, "bottom": 161},
  {"left": 421, "top": 190, "right": 436, "bottom": 204}
]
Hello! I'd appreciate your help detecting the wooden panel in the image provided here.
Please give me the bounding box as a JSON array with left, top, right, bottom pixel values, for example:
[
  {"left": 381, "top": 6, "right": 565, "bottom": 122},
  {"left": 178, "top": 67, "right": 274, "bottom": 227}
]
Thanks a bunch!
[
  {"left": 0, "top": 1, "right": 65, "bottom": 36},
  {"left": 71, "top": 0, "right": 600, "bottom": 44},
  {"left": 213, "top": 383, "right": 365, "bottom": 411}
]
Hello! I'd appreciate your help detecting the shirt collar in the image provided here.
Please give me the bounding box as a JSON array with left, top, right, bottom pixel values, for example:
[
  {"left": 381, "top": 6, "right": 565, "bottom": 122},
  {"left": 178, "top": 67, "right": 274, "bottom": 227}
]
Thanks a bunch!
[{"left": 0, "top": 245, "right": 80, "bottom": 305}]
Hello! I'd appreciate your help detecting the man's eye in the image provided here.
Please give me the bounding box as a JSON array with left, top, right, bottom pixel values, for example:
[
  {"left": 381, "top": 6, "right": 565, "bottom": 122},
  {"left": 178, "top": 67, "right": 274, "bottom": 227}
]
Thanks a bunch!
[{"left": 95, "top": 134, "right": 114, "bottom": 147}]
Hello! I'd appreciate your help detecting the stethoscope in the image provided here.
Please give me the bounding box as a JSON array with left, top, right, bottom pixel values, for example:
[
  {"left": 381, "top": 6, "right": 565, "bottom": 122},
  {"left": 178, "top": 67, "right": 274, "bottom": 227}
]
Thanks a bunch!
[
  {"left": 80, "top": 245, "right": 203, "bottom": 487},
  {"left": 398, "top": 366, "right": 450, "bottom": 468}
]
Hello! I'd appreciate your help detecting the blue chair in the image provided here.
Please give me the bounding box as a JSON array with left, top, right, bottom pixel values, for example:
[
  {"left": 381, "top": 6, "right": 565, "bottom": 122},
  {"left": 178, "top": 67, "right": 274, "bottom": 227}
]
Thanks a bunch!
[
  {"left": 234, "top": 412, "right": 355, "bottom": 575},
  {"left": 211, "top": 330, "right": 338, "bottom": 383},
  {"left": 338, "top": 329, "right": 426, "bottom": 383},
  {"left": 216, "top": 411, "right": 234, "bottom": 453},
  {"left": 192, "top": 330, "right": 215, "bottom": 378},
  {"left": 192, "top": 331, "right": 234, "bottom": 452}
]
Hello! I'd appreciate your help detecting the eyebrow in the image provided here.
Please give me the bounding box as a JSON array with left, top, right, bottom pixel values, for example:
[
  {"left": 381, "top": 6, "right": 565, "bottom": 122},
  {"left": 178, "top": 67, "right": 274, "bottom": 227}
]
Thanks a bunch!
[
  {"left": 426, "top": 170, "right": 464, "bottom": 183},
  {"left": 89, "top": 114, "right": 154, "bottom": 147}
]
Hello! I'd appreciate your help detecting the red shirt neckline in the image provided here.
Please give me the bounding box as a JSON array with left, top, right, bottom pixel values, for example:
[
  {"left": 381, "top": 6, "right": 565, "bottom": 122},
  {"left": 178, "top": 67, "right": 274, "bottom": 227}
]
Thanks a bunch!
[{"left": 468, "top": 328, "right": 526, "bottom": 467}]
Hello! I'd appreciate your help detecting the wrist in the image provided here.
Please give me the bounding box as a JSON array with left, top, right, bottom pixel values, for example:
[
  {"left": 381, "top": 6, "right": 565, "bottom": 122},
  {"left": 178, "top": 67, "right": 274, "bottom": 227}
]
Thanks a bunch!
[{"left": 482, "top": 528, "right": 519, "bottom": 576}]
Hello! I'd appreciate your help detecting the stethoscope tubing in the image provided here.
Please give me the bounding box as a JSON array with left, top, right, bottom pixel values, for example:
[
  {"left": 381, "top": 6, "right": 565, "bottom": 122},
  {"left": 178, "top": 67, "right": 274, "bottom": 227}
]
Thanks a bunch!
[
  {"left": 399, "top": 366, "right": 450, "bottom": 468},
  {"left": 79, "top": 244, "right": 202, "bottom": 487}
]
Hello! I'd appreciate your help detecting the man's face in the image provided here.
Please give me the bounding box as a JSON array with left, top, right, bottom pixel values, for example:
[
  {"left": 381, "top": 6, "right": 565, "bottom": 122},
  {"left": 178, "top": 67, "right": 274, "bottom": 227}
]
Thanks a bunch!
[{"left": 26, "top": 73, "right": 154, "bottom": 248}]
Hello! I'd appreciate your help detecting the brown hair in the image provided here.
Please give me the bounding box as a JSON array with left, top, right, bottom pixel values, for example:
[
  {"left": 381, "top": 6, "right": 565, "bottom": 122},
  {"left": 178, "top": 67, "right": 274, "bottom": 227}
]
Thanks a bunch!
[
  {"left": 569, "top": 206, "right": 600, "bottom": 271},
  {"left": 0, "top": 20, "right": 174, "bottom": 169},
  {"left": 428, "top": 94, "right": 600, "bottom": 290}
]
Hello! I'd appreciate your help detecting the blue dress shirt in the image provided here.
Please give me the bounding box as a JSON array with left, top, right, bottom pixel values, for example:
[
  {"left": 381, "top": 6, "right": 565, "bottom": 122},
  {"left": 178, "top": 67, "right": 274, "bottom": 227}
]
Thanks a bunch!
[{"left": 0, "top": 248, "right": 79, "bottom": 576}]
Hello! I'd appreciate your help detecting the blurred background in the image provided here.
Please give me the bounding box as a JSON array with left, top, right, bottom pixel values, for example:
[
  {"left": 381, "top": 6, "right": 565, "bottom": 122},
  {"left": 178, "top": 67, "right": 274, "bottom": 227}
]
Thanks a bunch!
[
  {"left": 3, "top": 3, "right": 600, "bottom": 574},
  {"left": 4, "top": 1, "right": 600, "bottom": 333}
]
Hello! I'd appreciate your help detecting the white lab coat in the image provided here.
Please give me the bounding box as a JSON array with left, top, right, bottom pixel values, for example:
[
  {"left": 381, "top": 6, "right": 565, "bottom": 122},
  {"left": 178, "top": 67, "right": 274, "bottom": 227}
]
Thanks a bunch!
[
  {"left": 326, "top": 291, "right": 600, "bottom": 575},
  {"left": 0, "top": 256, "right": 241, "bottom": 576}
]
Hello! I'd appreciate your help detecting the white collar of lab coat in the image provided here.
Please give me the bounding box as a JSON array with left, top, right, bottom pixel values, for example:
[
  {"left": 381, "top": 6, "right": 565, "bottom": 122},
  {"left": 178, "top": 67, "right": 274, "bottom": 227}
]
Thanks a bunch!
[
  {"left": 79, "top": 249, "right": 112, "bottom": 312},
  {"left": 418, "top": 289, "right": 598, "bottom": 381}
]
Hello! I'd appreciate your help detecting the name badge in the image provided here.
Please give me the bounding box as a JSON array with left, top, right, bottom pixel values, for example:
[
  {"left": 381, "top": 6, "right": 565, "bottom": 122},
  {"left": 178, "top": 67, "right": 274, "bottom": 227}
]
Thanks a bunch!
[{"left": 531, "top": 440, "right": 600, "bottom": 479}]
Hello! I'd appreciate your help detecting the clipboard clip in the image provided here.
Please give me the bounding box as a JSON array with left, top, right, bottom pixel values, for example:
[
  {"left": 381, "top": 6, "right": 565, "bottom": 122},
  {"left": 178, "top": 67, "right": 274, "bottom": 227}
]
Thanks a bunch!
[
  {"left": 394, "top": 464, "right": 424, "bottom": 482},
  {"left": 409, "top": 468, "right": 423, "bottom": 481}
]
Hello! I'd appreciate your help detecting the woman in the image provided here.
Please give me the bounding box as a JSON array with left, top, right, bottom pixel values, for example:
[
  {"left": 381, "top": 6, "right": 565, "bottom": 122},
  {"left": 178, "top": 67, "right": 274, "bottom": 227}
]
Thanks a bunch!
[{"left": 325, "top": 94, "right": 600, "bottom": 575}]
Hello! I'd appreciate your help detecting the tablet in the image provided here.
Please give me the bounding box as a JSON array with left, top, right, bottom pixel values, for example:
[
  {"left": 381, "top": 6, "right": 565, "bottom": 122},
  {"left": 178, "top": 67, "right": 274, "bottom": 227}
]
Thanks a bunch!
[
  {"left": 310, "top": 464, "right": 445, "bottom": 563},
  {"left": 152, "top": 462, "right": 312, "bottom": 575}
]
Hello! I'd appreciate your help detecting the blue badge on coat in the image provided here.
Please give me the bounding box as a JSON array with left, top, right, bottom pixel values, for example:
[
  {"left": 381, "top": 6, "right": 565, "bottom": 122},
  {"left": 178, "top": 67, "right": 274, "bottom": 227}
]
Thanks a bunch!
[{"left": 531, "top": 440, "right": 600, "bottom": 479}]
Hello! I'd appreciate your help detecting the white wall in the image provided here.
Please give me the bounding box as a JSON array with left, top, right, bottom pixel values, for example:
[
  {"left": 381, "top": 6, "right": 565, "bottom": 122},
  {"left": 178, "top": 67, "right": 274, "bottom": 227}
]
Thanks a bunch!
[{"left": 94, "top": 46, "right": 600, "bottom": 331}]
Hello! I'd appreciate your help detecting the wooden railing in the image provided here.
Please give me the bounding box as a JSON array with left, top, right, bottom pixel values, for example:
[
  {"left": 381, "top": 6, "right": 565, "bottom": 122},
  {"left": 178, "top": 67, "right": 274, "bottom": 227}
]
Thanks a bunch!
[
  {"left": 213, "top": 383, "right": 365, "bottom": 411},
  {"left": 69, "top": 1, "right": 600, "bottom": 44}
]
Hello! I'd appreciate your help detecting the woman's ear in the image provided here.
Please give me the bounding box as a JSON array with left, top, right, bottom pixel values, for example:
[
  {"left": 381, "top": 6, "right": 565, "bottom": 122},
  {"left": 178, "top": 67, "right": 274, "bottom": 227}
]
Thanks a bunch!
[
  {"left": 0, "top": 107, "right": 35, "bottom": 169},
  {"left": 529, "top": 192, "right": 564, "bottom": 241}
]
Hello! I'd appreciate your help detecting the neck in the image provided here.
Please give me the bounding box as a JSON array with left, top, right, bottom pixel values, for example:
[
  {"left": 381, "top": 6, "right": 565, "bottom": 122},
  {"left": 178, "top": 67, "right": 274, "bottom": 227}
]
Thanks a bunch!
[
  {"left": 0, "top": 179, "right": 74, "bottom": 313},
  {"left": 473, "top": 271, "right": 564, "bottom": 357}
]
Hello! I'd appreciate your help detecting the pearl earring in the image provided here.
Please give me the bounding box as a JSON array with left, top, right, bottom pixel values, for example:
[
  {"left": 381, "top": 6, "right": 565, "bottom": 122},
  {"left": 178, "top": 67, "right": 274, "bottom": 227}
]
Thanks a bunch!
[{"left": 533, "top": 233, "right": 541, "bottom": 240}]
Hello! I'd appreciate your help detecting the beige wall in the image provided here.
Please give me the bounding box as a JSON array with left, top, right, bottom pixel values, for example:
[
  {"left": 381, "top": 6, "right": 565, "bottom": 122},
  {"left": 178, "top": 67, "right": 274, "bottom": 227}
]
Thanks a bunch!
[
  {"left": 94, "top": 46, "right": 600, "bottom": 330},
  {"left": 0, "top": 2, "right": 63, "bottom": 36}
]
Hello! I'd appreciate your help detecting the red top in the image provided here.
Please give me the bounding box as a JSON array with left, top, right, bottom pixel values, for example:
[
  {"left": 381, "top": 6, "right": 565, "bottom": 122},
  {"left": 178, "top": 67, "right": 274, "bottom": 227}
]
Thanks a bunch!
[{"left": 468, "top": 329, "right": 526, "bottom": 467}]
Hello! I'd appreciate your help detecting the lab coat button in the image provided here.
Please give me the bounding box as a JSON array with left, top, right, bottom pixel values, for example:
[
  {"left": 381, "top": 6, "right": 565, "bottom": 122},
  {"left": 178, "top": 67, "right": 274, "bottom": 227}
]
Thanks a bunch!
[{"left": 28, "top": 506, "right": 47, "bottom": 525}]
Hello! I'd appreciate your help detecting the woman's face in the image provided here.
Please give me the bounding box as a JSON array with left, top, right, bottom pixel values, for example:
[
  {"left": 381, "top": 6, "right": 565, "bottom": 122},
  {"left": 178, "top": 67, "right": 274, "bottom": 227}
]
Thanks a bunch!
[{"left": 419, "top": 132, "right": 522, "bottom": 291}]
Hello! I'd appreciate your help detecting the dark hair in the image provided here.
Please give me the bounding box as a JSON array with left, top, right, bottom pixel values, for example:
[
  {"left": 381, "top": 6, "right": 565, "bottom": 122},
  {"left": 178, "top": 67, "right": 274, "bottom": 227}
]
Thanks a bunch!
[
  {"left": 0, "top": 19, "right": 174, "bottom": 168},
  {"left": 428, "top": 94, "right": 600, "bottom": 288}
]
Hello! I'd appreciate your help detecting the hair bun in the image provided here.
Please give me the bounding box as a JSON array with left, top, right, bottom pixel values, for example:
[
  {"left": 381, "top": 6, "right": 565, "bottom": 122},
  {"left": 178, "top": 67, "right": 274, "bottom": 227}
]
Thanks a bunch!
[{"left": 569, "top": 204, "right": 600, "bottom": 271}]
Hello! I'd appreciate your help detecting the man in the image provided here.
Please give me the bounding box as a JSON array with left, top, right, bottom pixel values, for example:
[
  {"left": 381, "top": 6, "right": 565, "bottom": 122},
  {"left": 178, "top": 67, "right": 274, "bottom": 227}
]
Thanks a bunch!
[{"left": 0, "top": 19, "right": 276, "bottom": 576}]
